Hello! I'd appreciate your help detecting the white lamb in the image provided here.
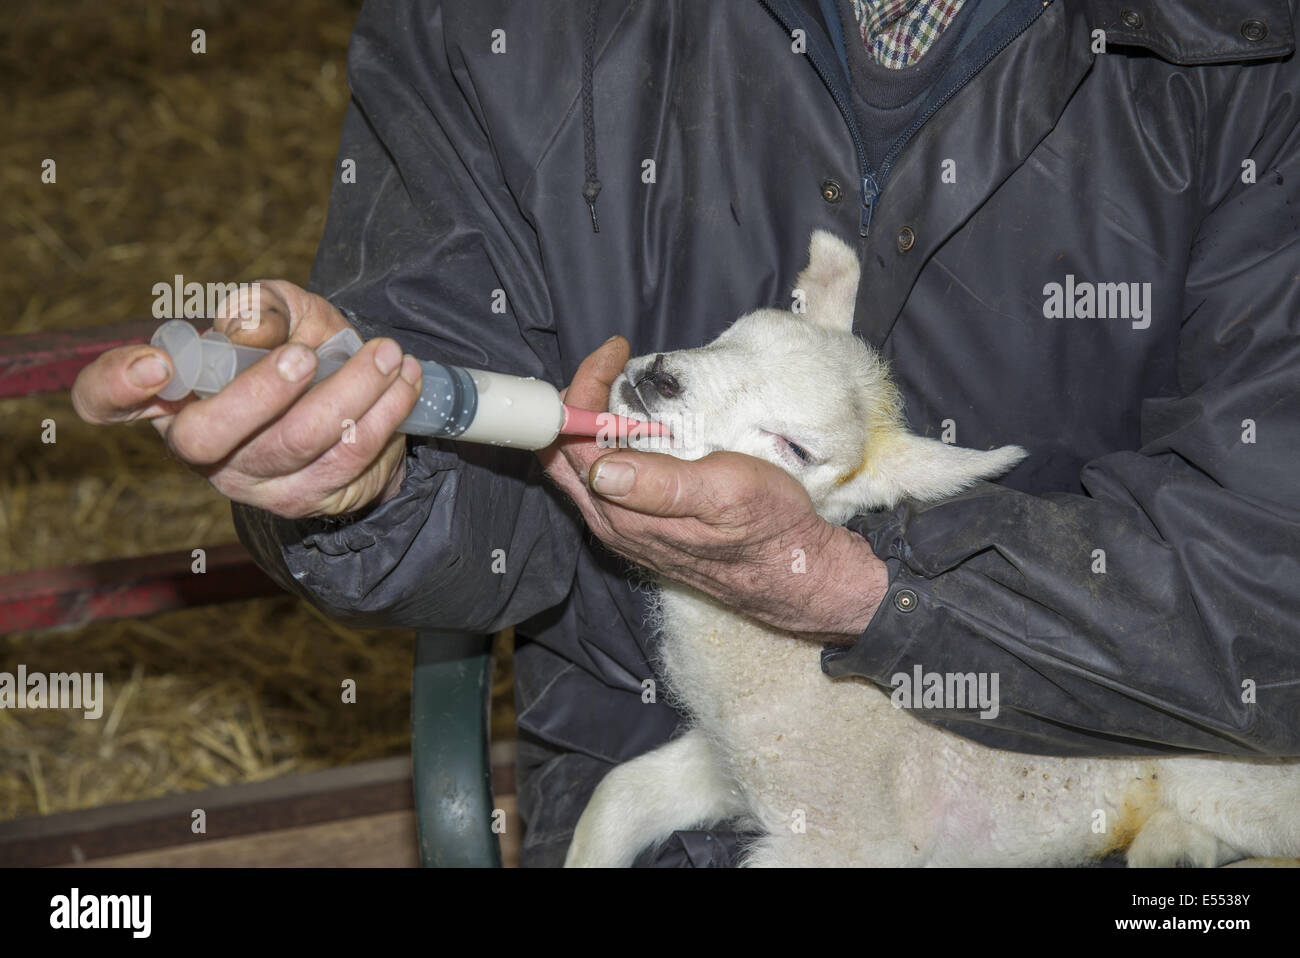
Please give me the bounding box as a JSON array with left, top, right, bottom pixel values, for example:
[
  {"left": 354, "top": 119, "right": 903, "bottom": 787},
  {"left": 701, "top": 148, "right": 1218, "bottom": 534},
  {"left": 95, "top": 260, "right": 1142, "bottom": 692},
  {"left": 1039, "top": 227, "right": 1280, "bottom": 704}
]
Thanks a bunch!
[{"left": 564, "top": 230, "right": 1300, "bottom": 868}]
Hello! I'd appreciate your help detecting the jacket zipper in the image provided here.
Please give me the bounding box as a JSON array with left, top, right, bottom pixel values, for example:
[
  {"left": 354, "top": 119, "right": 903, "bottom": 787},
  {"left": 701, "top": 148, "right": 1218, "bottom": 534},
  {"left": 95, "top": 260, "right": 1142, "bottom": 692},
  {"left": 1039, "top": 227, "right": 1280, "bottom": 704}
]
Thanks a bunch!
[
  {"left": 760, "top": 0, "right": 1052, "bottom": 239},
  {"left": 758, "top": 0, "right": 873, "bottom": 236}
]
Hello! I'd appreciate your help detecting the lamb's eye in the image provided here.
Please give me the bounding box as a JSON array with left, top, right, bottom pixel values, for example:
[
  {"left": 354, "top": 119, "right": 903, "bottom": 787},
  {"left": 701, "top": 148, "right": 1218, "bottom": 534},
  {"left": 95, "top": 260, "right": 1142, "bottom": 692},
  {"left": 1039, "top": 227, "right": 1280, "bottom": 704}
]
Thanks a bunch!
[
  {"left": 764, "top": 428, "right": 817, "bottom": 466},
  {"left": 784, "top": 438, "right": 812, "bottom": 463}
]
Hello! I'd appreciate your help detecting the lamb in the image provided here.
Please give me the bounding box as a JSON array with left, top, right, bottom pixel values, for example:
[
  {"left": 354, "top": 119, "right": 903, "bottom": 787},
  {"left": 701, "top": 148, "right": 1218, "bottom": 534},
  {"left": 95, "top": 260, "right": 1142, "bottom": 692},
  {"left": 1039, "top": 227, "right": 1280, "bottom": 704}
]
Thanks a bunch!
[{"left": 564, "top": 230, "right": 1300, "bottom": 868}]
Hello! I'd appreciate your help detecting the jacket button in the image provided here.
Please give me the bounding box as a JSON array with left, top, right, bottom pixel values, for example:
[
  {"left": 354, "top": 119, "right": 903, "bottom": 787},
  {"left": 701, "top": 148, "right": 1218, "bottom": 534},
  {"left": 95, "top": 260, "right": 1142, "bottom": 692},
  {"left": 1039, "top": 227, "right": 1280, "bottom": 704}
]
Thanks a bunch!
[
  {"left": 1241, "top": 19, "right": 1268, "bottom": 41},
  {"left": 893, "top": 589, "right": 918, "bottom": 613},
  {"left": 1120, "top": 9, "right": 1143, "bottom": 29},
  {"left": 821, "top": 179, "right": 843, "bottom": 203},
  {"left": 897, "top": 226, "right": 915, "bottom": 251}
]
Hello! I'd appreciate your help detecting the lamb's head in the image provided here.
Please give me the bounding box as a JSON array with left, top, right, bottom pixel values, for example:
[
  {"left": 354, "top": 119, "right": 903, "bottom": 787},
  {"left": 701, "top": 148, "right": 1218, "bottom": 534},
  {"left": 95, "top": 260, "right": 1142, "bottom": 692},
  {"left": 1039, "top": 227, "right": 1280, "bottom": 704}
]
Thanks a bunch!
[{"left": 609, "top": 230, "right": 1027, "bottom": 523}]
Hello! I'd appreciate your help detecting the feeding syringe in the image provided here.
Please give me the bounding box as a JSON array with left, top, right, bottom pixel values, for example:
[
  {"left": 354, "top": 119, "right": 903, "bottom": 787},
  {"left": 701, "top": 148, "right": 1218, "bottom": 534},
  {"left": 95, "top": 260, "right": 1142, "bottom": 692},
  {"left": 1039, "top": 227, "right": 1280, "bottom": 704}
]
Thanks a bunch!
[{"left": 149, "top": 320, "right": 666, "bottom": 450}]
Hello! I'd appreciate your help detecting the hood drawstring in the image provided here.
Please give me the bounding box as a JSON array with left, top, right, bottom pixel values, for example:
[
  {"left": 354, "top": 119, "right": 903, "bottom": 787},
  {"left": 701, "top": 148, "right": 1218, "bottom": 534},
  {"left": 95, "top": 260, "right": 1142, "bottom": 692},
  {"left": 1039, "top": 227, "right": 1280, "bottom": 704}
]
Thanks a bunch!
[{"left": 581, "top": 0, "right": 602, "bottom": 233}]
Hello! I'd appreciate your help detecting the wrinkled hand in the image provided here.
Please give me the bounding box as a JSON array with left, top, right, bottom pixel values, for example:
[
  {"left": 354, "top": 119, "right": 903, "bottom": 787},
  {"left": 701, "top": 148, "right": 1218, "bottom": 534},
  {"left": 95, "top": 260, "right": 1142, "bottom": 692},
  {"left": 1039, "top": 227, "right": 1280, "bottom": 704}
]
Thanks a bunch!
[
  {"left": 71, "top": 280, "right": 423, "bottom": 519},
  {"left": 539, "top": 337, "right": 887, "bottom": 639}
]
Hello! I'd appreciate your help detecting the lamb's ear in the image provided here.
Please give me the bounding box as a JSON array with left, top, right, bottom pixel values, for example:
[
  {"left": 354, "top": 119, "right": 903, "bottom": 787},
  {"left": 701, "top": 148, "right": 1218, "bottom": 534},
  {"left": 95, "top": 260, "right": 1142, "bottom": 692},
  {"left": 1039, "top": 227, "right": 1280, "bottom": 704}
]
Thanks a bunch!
[
  {"left": 862, "top": 432, "right": 1028, "bottom": 505},
  {"left": 794, "top": 230, "right": 860, "bottom": 332}
]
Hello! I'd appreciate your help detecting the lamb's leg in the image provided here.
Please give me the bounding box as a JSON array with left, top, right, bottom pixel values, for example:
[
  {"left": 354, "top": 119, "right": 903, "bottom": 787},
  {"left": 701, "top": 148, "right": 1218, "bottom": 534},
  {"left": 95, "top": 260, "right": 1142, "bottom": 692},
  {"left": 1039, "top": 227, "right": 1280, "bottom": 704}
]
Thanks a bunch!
[
  {"left": 565, "top": 729, "right": 748, "bottom": 867},
  {"left": 1126, "top": 809, "right": 1239, "bottom": 868}
]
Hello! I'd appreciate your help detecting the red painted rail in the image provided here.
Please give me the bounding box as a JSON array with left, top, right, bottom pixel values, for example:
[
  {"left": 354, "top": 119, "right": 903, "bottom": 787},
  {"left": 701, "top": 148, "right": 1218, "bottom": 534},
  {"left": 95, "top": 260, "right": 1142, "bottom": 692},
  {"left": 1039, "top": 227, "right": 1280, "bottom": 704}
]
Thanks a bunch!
[
  {"left": 0, "top": 318, "right": 190, "bottom": 399},
  {"left": 0, "top": 322, "right": 283, "bottom": 633},
  {"left": 0, "top": 543, "right": 281, "bottom": 634}
]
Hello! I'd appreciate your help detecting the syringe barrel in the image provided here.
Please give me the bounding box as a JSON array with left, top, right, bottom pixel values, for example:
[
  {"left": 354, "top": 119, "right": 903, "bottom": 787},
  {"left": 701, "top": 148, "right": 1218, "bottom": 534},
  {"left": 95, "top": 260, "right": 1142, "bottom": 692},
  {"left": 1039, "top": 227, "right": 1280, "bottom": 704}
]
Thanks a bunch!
[
  {"left": 313, "top": 360, "right": 562, "bottom": 447},
  {"left": 444, "top": 368, "right": 564, "bottom": 449},
  {"left": 150, "top": 320, "right": 565, "bottom": 449}
]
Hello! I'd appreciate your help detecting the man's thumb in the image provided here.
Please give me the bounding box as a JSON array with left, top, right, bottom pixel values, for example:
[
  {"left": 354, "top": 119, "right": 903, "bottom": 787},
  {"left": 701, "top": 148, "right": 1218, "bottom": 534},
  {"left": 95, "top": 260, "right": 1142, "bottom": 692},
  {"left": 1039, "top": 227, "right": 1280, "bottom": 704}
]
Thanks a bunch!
[
  {"left": 566, "top": 335, "right": 630, "bottom": 413},
  {"left": 589, "top": 452, "right": 713, "bottom": 519}
]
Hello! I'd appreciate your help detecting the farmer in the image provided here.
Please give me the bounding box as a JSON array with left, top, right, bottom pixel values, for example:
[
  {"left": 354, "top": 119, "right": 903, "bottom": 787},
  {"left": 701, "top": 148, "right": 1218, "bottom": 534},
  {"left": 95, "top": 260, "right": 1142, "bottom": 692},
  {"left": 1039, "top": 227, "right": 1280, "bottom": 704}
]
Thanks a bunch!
[{"left": 73, "top": 0, "right": 1300, "bottom": 866}]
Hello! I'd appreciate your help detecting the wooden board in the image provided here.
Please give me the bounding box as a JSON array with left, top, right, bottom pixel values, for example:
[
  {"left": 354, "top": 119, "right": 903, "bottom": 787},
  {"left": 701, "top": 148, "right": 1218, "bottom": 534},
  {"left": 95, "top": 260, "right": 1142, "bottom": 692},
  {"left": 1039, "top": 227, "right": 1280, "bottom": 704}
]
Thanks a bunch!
[
  {"left": 71, "top": 809, "right": 422, "bottom": 867},
  {"left": 2, "top": 754, "right": 521, "bottom": 867},
  {"left": 0, "top": 757, "right": 415, "bottom": 867}
]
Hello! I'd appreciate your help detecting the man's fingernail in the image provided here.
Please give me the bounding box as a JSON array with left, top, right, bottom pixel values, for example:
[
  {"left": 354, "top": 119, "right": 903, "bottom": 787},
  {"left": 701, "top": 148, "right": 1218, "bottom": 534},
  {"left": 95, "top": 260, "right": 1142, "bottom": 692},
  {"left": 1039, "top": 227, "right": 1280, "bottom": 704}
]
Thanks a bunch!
[
  {"left": 592, "top": 460, "right": 635, "bottom": 497},
  {"left": 277, "top": 344, "right": 315, "bottom": 382},
  {"left": 374, "top": 340, "right": 402, "bottom": 375},
  {"left": 127, "top": 355, "right": 170, "bottom": 388},
  {"left": 399, "top": 355, "right": 421, "bottom": 386}
]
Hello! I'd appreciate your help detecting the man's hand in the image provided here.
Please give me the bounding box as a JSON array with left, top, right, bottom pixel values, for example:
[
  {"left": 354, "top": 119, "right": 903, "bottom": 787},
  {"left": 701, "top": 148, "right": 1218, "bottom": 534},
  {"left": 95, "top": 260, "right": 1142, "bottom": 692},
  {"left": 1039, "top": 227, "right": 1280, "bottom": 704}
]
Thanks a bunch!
[
  {"left": 539, "top": 337, "right": 888, "bottom": 640},
  {"left": 71, "top": 280, "right": 423, "bottom": 519}
]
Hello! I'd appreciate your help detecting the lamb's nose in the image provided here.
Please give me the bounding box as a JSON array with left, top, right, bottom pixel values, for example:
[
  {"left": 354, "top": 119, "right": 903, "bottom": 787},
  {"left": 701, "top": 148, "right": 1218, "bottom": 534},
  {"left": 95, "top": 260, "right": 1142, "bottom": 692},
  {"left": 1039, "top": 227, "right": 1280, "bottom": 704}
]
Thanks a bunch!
[{"left": 643, "top": 354, "right": 681, "bottom": 399}]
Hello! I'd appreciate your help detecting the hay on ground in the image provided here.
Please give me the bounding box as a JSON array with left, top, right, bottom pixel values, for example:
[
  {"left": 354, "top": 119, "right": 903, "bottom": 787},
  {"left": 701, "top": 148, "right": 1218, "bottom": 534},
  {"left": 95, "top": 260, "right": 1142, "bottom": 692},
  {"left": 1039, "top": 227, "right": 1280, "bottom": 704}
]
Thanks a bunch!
[{"left": 1, "top": 0, "right": 516, "bottom": 824}]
